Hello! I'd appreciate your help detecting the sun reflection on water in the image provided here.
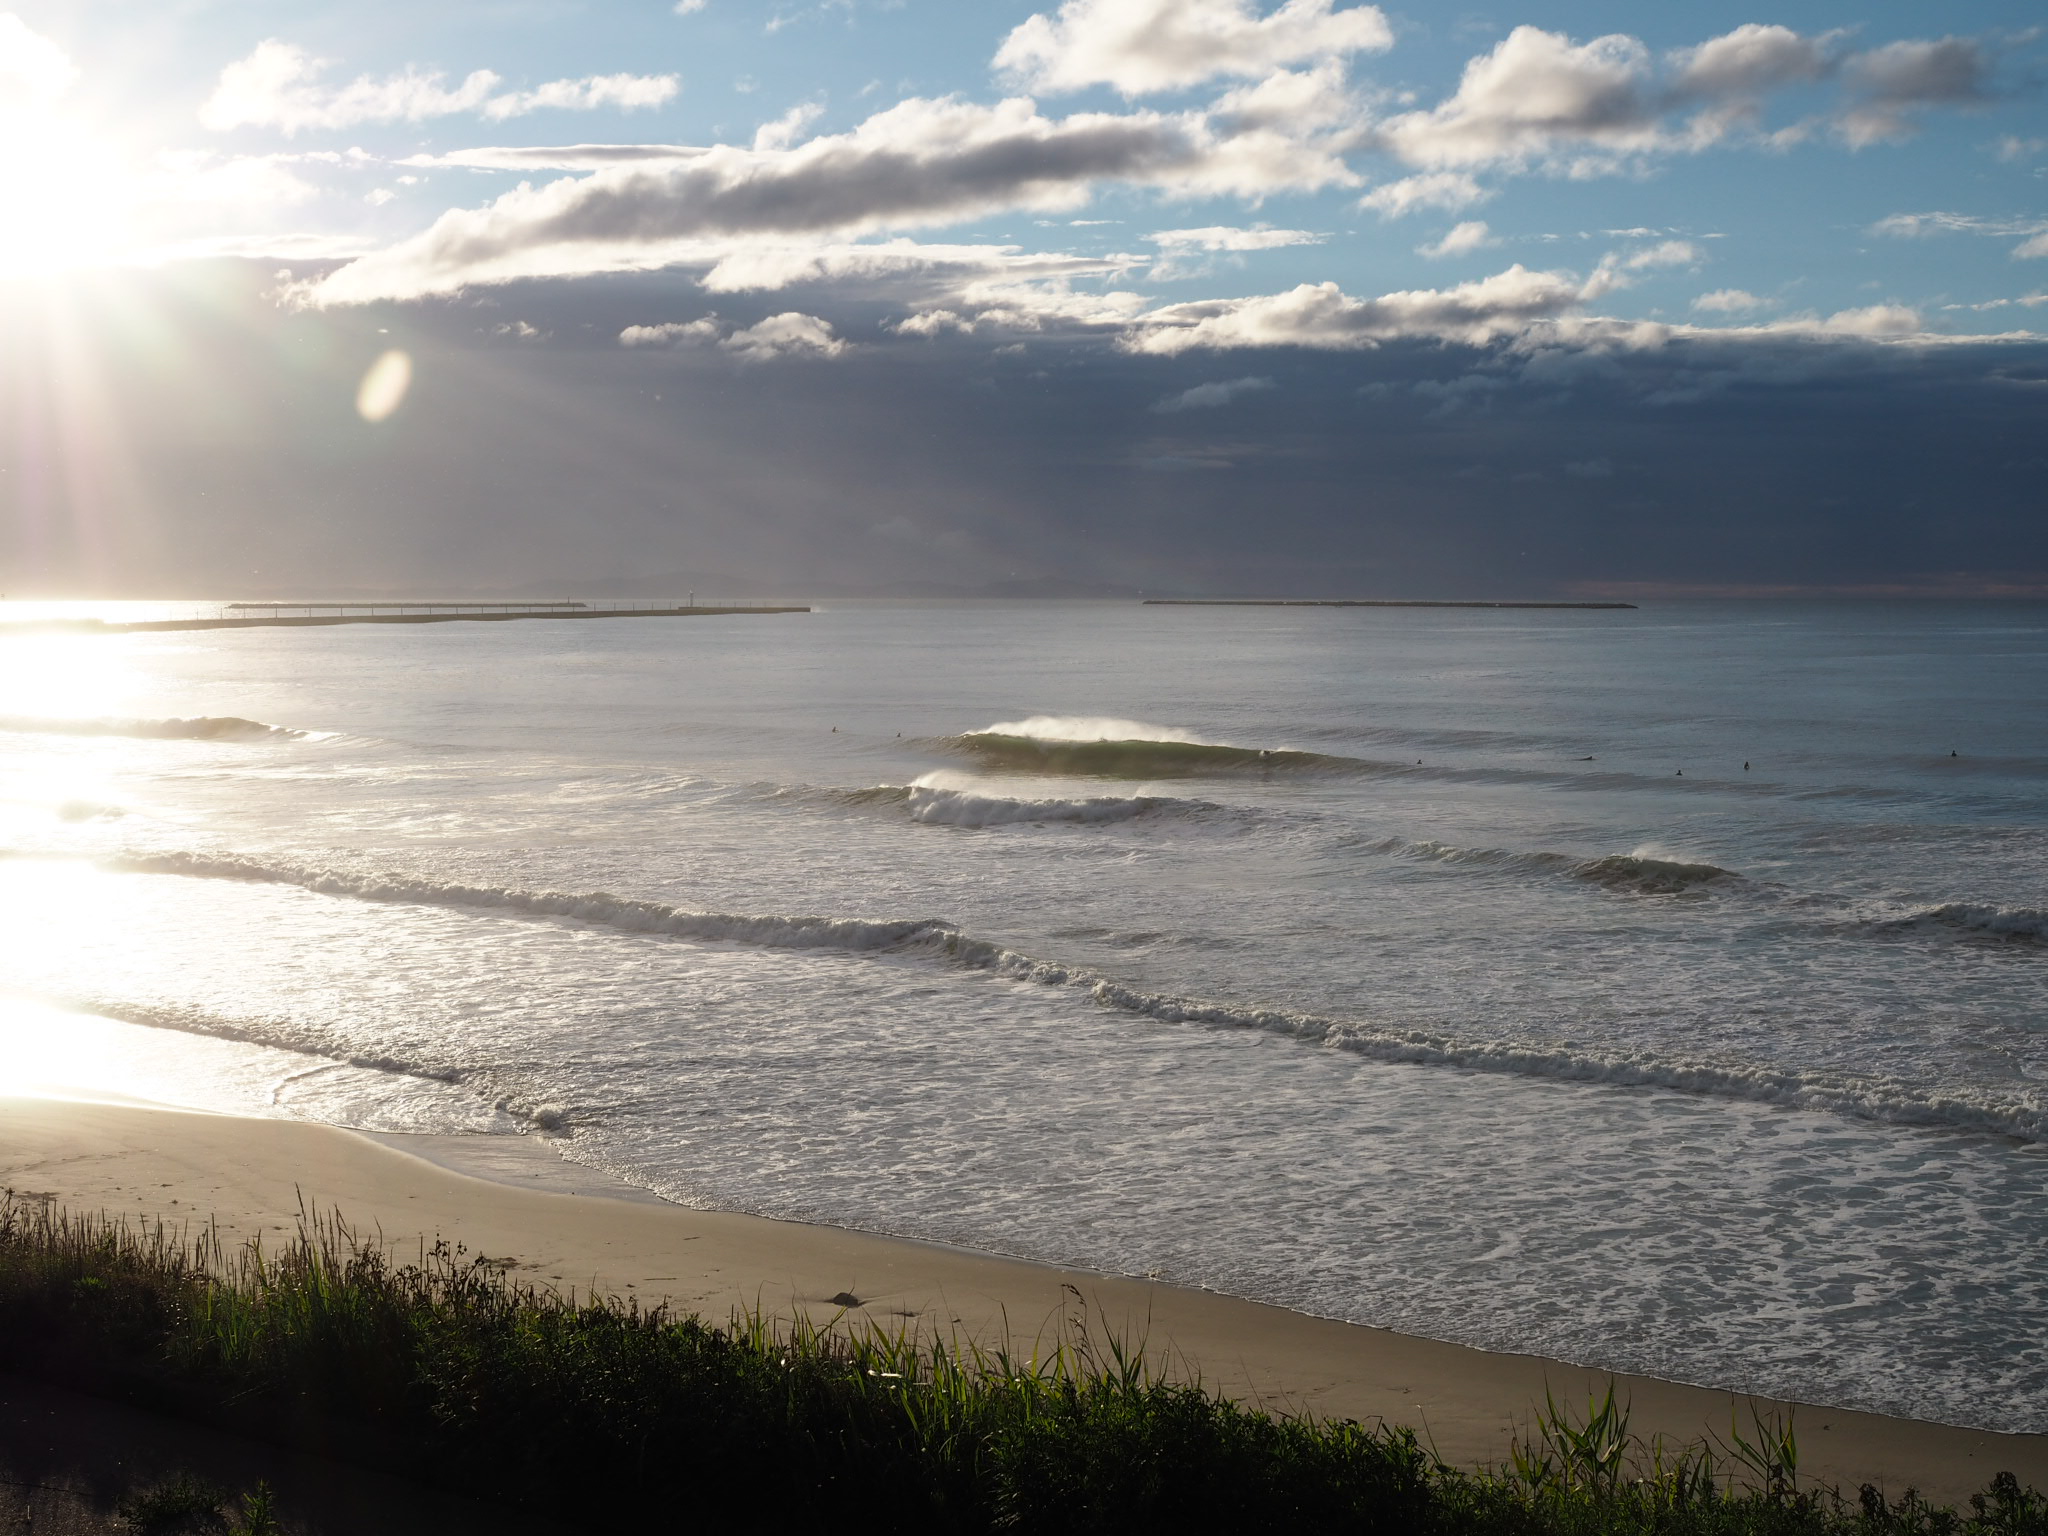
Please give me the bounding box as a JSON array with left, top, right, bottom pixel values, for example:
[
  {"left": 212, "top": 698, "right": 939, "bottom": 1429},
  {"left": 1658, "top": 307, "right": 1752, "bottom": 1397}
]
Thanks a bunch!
[
  {"left": 0, "top": 632, "right": 152, "bottom": 718},
  {"left": 0, "top": 996, "right": 221, "bottom": 1108}
]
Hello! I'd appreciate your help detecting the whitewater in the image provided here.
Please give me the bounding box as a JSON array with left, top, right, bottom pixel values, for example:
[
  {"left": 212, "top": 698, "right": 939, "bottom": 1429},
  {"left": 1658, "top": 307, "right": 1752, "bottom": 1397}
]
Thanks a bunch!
[{"left": 2, "top": 598, "right": 2045, "bottom": 1430}]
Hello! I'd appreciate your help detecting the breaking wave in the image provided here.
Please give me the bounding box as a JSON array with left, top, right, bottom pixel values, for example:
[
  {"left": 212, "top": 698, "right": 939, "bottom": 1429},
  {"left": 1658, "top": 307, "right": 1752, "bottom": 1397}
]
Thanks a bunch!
[
  {"left": 978, "top": 715, "right": 1210, "bottom": 744},
  {"left": 949, "top": 732, "right": 1352, "bottom": 777},
  {"left": 0, "top": 714, "right": 305, "bottom": 742},
  {"left": 906, "top": 780, "right": 1186, "bottom": 827},
  {"left": 56, "top": 801, "right": 126, "bottom": 822},
  {"left": 822, "top": 774, "right": 1220, "bottom": 827},
  {"left": 56, "top": 995, "right": 569, "bottom": 1134},
  {"left": 1850, "top": 902, "right": 2048, "bottom": 945},
  {"left": 102, "top": 850, "right": 948, "bottom": 952},
  {"left": 946, "top": 714, "right": 1356, "bottom": 776},
  {"left": 1569, "top": 853, "right": 1740, "bottom": 894},
  {"left": 77, "top": 847, "right": 2048, "bottom": 1145},
  {"left": 943, "top": 718, "right": 1770, "bottom": 794},
  {"left": 1370, "top": 837, "right": 1740, "bottom": 894}
]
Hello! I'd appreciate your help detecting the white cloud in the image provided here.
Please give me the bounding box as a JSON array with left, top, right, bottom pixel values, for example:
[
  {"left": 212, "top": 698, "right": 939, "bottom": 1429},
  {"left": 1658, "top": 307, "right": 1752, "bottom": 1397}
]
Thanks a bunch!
[
  {"left": 1814, "top": 303, "right": 1922, "bottom": 335},
  {"left": 1124, "top": 264, "right": 1596, "bottom": 353},
  {"left": 895, "top": 309, "right": 971, "bottom": 337},
  {"left": 482, "top": 74, "right": 679, "bottom": 122},
  {"left": 144, "top": 150, "right": 324, "bottom": 210},
  {"left": 674, "top": 0, "right": 707, "bottom": 12},
  {"left": 720, "top": 311, "right": 846, "bottom": 360},
  {"left": 1942, "top": 292, "right": 2048, "bottom": 310},
  {"left": 1367, "top": 24, "right": 1991, "bottom": 175},
  {"left": 1417, "top": 220, "right": 1492, "bottom": 258},
  {"left": 1148, "top": 224, "right": 1321, "bottom": 251},
  {"left": 1372, "top": 27, "right": 1667, "bottom": 171},
  {"left": 201, "top": 42, "right": 496, "bottom": 131},
  {"left": 899, "top": 277, "right": 1153, "bottom": 335},
  {"left": 994, "top": 0, "right": 1391, "bottom": 96},
  {"left": 620, "top": 318, "right": 721, "bottom": 346},
  {"left": 1995, "top": 135, "right": 2046, "bottom": 163},
  {"left": 698, "top": 239, "right": 1134, "bottom": 294},
  {"left": 1669, "top": 24, "right": 1828, "bottom": 99},
  {"left": 1693, "top": 288, "right": 1765, "bottom": 313},
  {"left": 755, "top": 101, "right": 825, "bottom": 151},
  {"left": 297, "top": 93, "right": 1358, "bottom": 304},
  {"left": 1873, "top": 210, "right": 2030, "bottom": 238},
  {"left": 622, "top": 311, "right": 859, "bottom": 358},
  {"left": 0, "top": 13, "right": 77, "bottom": 107},
  {"left": 1872, "top": 210, "right": 2048, "bottom": 261},
  {"left": 1210, "top": 60, "right": 1366, "bottom": 136},
  {"left": 199, "top": 40, "right": 677, "bottom": 133},
  {"left": 1619, "top": 239, "right": 1701, "bottom": 269},
  {"left": 1360, "top": 170, "right": 1490, "bottom": 218},
  {"left": 401, "top": 145, "right": 707, "bottom": 171},
  {"left": 906, "top": 262, "right": 1990, "bottom": 368},
  {"left": 1837, "top": 37, "right": 1991, "bottom": 147},
  {"left": 1152, "top": 375, "right": 1275, "bottom": 411}
]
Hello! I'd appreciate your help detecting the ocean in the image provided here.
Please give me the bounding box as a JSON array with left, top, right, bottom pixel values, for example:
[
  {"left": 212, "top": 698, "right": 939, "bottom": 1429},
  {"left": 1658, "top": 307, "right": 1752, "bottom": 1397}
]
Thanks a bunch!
[{"left": 2, "top": 598, "right": 2044, "bottom": 1430}]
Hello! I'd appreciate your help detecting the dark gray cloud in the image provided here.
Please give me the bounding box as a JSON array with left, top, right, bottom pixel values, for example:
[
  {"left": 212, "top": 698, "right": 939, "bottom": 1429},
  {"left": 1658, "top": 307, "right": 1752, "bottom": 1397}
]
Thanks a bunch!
[{"left": 3, "top": 261, "right": 2044, "bottom": 601}]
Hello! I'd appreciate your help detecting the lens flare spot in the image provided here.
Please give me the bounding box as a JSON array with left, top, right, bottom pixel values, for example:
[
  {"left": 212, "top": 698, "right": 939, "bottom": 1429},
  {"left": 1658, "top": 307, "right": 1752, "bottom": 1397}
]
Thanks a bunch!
[{"left": 355, "top": 349, "right": 413, "bottom": 422}]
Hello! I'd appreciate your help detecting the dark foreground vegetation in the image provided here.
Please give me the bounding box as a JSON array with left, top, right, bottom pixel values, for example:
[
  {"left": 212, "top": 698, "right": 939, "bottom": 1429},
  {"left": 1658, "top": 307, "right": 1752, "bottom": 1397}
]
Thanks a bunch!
[{"left": 1, "top": 1193, "right": 2042, "bottom": 1535}]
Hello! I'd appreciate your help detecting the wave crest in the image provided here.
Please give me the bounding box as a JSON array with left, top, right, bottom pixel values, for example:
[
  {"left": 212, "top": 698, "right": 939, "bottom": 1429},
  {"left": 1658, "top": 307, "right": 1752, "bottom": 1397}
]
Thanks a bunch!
[
  {"left": 1570, "top": 853, "right": 1739, "bottom": 894},
  {"left": 0, "top": 714, "right": 304, "bottom": 742},
  {"left": 949, "top": 732, "right": 1348, "bottom": 778},
  {"left": 1860, "top": 902, "right": 2048, "bottom": 944},
  {"left": 1368, "top": 837, "right": 1735, "bottom": 893},
  {"left": 906, "top": 779, "right": 1180, "bottom": 827},
  {"left": 802, "top": 780, "right": 1209, "bottom": 827},
  {"left": 83, "top": 847, "right": 2048, "bottom": 1146},
  {"left": 977, "top": 715, "right": 1210, "bottom": 744},
  {"left": 106, "top": 850, "right": 948, "bottom": 952}
]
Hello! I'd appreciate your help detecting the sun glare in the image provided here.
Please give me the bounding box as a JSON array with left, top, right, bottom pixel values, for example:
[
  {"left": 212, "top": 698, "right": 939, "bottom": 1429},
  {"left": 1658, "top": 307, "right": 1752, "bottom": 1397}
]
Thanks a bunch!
[
  {"left": 0, "top": 634, "right": 145, "bottom": 718},
  {"left": 0, "top": 20, "right": 132, "bottom": 277},
  {"left": 356, "top": 349, "right": 414, "bottom": 421},
  {"left": 0, "top": 132, "right": 132, "bottom": 277},
  {"left": 0, "top": 993, "right": 246, "bottom": 1110}
]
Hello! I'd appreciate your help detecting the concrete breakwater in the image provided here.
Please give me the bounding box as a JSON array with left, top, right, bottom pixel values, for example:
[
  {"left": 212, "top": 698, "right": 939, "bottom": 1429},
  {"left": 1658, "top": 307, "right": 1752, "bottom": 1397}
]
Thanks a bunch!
[
  {"left": 1142, "top": 599, "right": 1638, "bottom": 610},
  {"left": 1, "top": 602, "right": 810, "bottom": 635}
]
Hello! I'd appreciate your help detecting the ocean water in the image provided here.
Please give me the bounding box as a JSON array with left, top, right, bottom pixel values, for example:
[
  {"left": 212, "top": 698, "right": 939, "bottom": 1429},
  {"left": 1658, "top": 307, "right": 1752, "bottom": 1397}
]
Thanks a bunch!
[{"left": 2, "top": 599, "right": 2045, "bottom": 1430}]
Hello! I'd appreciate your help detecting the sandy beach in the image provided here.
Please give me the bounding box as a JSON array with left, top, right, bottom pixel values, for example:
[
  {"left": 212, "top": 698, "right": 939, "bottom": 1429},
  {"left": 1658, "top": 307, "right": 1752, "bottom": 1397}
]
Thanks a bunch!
[{"left": 3, "top": 1094, "right": 2042, "bottom": 1508}]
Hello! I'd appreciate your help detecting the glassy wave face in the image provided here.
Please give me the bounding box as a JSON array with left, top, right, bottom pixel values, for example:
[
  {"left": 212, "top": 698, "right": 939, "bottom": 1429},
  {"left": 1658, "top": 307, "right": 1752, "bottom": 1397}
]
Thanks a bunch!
[{"left": 3, "top": 599, "right": 2047, "bottom": 1433}]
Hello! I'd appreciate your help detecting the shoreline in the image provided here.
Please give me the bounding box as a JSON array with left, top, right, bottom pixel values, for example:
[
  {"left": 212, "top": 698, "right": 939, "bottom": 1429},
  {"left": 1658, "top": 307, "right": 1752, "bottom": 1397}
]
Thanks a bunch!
[{"left": 4, "top": 1095, "right": 2044, "bottom": 1505}]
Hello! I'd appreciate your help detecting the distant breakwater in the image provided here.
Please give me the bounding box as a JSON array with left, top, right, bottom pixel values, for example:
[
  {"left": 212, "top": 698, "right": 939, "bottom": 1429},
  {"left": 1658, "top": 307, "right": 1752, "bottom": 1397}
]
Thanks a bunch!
[
  {"left": 1143, "top": 599, "right": 1639, "bottom": 610},
  {"left": 0, "top": 603, "right": 810, "bottom": 635}
]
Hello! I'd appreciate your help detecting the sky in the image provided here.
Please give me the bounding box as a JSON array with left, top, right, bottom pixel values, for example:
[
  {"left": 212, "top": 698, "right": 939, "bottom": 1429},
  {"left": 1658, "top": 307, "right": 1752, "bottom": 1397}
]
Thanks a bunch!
[{"left": 0, "top": 0, "right": 2044, "bottom": 598}]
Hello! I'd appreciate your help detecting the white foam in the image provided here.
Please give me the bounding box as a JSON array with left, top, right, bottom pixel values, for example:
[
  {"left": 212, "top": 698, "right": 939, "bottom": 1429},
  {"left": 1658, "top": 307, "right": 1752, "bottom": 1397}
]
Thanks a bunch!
[
  {"left": 106, "top": 849, "right": 948, "bottom": 953},
  {"left": 975, "top": 715, "right": 1209, "bottom": 744},
  {"left": 905, "top": 772, "right": 1175, "bottom": 827},
  {"left": 89, "top": 846, "right": 2048, "bottom": 1147}
]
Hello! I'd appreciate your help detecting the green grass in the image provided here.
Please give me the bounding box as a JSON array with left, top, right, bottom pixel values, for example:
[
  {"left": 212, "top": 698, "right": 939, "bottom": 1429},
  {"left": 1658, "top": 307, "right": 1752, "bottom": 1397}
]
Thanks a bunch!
[
  {"left": 118, "top": 1473, "right": 283, "bottom": 1535},
  {"left": 2, "top": 1191, "right": 2042, "bottom": 1534}
]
